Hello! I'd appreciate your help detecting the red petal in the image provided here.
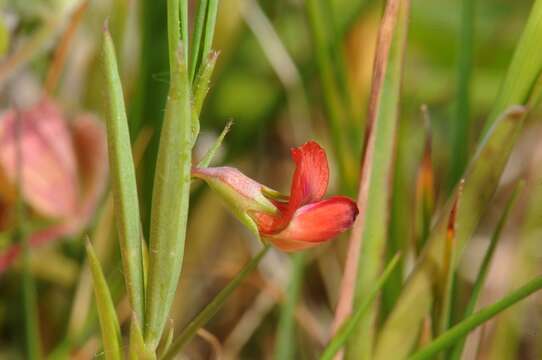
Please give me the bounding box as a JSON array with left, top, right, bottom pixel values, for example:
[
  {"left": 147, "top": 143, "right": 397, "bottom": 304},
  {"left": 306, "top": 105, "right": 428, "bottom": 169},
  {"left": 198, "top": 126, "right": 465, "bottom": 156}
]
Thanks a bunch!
[
  {"left": 71, "top": 114, "right": 108, "bottom": 224},
  {"left": 265, "top": 196, "right": 358, "bottom": 251},
  {"left": 288, "top": 141, "right": 329, "bottom": 208},
  {"left": 0, "top": 100, "right": 79, "bottom": 218},
  {"left": 256, "top": 141, "right": 330, "bottom": 233}
]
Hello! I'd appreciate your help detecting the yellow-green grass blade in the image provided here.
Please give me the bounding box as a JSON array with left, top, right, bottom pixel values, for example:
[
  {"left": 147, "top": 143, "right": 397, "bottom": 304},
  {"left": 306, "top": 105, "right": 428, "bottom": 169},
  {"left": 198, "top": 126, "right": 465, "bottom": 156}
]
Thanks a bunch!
[
  {"left": 305, "top": 0, "right": 359, "bottom": 192},
  {"left": 374, "top": 105, "right": 527, "bottom": 360},
  {"left": 321, "top": 254, "right": 400, "bottom": 360},
  {"left": 86, "top": 240, "right": 122, "bottom": 360},
  {"left": 346, "top": 0, "right": 410, "bottom": 357},
  {"left": 482, "top": 0, "right": 542, "bottom": 134},
  {"left": 101, "top": 24, "right": 145, "bottom": 324},
  {"left": 409, "top": 276, "right": 542, "bottom": 360},
  {"left": 449, "top": 181, "right": 524, "bottom": 360}
]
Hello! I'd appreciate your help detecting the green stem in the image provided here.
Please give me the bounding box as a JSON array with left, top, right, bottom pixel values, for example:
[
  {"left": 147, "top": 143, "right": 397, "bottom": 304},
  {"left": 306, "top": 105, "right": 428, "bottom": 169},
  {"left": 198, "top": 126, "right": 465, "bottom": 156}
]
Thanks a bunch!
[
  {"left": 160, "top": 245, "right": 270, "bottom": 360},
  {"left": 274, "top": 252, "right": 305, "bottom": 360},
  {"left": 189, "top": 0, "right": 209, "bottom": 81},
  {"left": 14, "top": 111, "right": 41, "bottom": 360},
  {"left": 409, "top": 276, "right": 542, "bottom": 360},
  {"left": 144, "top": 0, "right": 193, "bottom": 349}
]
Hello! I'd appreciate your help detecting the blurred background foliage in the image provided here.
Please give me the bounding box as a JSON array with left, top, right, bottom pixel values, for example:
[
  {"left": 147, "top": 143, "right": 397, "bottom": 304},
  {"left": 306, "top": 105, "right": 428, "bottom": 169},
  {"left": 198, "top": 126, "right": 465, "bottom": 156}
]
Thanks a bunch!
[{"left": 0, "top": 0, "right": 541, "bottom": 359}]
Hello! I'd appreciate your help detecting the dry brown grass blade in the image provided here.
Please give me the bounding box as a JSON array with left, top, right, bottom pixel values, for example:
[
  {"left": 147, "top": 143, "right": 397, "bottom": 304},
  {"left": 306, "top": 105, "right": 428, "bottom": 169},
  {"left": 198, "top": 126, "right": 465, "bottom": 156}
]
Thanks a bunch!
[
  {"left": 331, "top": 1, "right": 407, "bottom": 358},
  {"left": 44, "top": 0, "right": 90, "bottom": 94}
]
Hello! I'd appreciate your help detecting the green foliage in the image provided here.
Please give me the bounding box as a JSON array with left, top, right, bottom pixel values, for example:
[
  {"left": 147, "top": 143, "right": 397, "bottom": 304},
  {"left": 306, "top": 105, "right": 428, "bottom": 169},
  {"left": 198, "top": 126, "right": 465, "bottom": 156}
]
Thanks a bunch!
[
  {"left": 102, "top": 25, "right": 145, "bottom": 324},
  {"left": 86, "top": 240, "right": 122, "bottom": 360},
  {"left": 144, "top": 0, "right": 193, "bottom": 349}
]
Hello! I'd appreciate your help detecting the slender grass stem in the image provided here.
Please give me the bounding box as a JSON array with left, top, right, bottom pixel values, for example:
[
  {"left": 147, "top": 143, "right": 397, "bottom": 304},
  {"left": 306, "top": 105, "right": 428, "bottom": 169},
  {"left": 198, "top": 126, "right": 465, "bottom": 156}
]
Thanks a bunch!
[
  {"left": 160, "top": 245, "right": 270, "bottom": 360},
  {"left": 14, "top": 110, "right": 41, "bottom": 360}
]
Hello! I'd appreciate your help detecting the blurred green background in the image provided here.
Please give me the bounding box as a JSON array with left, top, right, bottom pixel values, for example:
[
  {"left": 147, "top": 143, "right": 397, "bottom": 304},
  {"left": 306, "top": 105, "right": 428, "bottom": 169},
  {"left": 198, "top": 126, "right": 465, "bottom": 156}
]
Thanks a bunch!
[{"left": 0, "top": 0, "right": 541, "bottom": 359}]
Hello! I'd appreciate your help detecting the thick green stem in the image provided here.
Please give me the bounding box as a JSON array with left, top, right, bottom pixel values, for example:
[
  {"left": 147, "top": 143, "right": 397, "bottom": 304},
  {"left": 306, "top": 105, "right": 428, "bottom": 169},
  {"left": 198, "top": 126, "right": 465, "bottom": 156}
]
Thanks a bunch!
[{"left": 144, "top": 0, "right": 193, "bottom": 349}]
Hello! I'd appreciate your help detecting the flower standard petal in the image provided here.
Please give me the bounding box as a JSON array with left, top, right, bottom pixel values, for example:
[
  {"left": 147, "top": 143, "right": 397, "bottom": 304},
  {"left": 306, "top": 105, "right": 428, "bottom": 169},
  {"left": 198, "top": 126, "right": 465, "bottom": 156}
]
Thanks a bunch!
[
  {"left": 287, "top": 140, "right": 329, "bottom": 209},
  {"left": 264, "top": 196, "right": 359, "bottom": 251},
  {"left": 257, "top": 141, "right": 331, "bottom": 233},
  {"left": 0, "top": 101, "right": 78, "bottom": 218}
]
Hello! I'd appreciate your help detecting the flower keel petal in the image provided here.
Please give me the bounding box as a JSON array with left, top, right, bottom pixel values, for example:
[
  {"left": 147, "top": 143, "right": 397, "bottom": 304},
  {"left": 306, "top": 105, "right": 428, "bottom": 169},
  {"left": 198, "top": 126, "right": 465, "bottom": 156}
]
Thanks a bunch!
[{"left": 265, "top": 196, "right": 358, "bottom": 251}]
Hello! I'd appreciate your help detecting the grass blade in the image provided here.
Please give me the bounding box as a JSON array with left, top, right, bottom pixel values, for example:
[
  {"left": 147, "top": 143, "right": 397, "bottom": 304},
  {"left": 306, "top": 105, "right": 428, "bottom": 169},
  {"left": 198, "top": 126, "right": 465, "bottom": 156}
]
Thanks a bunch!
[
  {"left": 449, "top": 181, "right": 524, "bottom": 360},
  {"left": 434, "top": 183, "right": 462, "bottom": 338},
  {"left": 321, "top": 254, "right": 400, "bottom": 360},
  {"left": 374, "top": 105, "right": 527, "bottom": 360},
  {"left": 191, "top": 51, "right": 219, "bottom": 143},
  {"left": 144, "top": 0, "right": 193, "bottom": 349},
  {"left": 160, "top": 245, "right": 270, "bottom": 360},
  {"left": 409, "top": 276, "right": 542, "bottom": 360},
  {"left": 197, "top": 120, "right": 233, "bottom": 168},
  {"left": 14, "top": 110, "right": 41, "bottom": 359},
  {"left": 189, "top": 0, "right": 209, "bottom": 82},
  {"left": 102, "top": 24, "right": 145, "bottom": 323},
  {"left": 200, "top": 0, "right": 219, "bottom": 74},
  {"left": 179, "top": 0, "right": 188, "bottom": 61},
  {"left": 343, "top": 0, "right": 410, "bottom": 357},
  {"left": 305, "top": 0, "right": 358, "bottom": 192},
  {"left": 375, "top": 2, "right": 542, "bottom": 356},
  {"left": 86, "top": 239, "right": 122, "bottom": 360},
  {"left": 482, "top": 0, "right": 542, "bottom": 134},
  {"left": 274, "top": 253, "right": 305, "bottom": 360}
]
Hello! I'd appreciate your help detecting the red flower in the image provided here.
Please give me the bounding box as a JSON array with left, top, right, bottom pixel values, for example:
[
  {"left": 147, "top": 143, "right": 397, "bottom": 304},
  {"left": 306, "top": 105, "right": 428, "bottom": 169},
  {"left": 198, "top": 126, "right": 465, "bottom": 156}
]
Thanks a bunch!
[
  {"left": 0, "top": 98, "right": 108, "bottom": 272},
  {"left": 192, "top": 141, "right": 358, "bottom": 251}
]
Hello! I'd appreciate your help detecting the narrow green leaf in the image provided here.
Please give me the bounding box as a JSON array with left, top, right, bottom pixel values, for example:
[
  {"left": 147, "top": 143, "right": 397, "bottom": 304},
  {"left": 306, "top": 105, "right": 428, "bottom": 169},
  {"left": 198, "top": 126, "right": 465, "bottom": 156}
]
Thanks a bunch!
[
  {"left": 275, "top": 253, "right": 306, "bottom": 360},
  {"left": 321, "top": 254, "right": 400, "bottom": 360},
  {"left": 374, "top": 106, "right": 527, "bottom": 360},
  {"left": 189, "top": 0, "right": 209, "bottom": 82},
  {"left": 145, "top": 0, "right": 193, "bottom": 349},
  {"left": 156, "top": 321, "right": 175, "bottom": 359},
  {"left": 102, "top": 25, "right": 145, "bottom": 324},
  {"left": 449, "top": 181, "right": 524, "bottom": 360},
  {"left": 13, "top": 112, "right": 42, "bottom": 359},
  {"left": 191, "top": 50, "right": 218, "bottom": 143},
  {"left": 375, "top": 2, "right": 542, "bottom": 356},
  {"left": 197, "top": 120, "right": 232, "bottom": 168},
  {"left": 409, "top": 276, "right": 542, "bottom": 360},
  {"left": 201, "top": 0, "right": 219, "bottom": 71},
  {"left": 179, "top": 0, "right": 189, "bottom": 62},
  {"left": 434, "top": 184, "right": 462, "bottom": 338},
  {"left": 305, "top": 0, "right": 358, "bottom": 192},
  {"left": 347, "top": 0, "right": 410, "bottom": 357},
  {"left": 482, "top": 0, "right": 542, "bottom": 134},
  {"left": 86, "top": 239, "right": 122, "bottom": 360},
  {"left": 160, "top": 245, "right": 270, "bottom": 360}
]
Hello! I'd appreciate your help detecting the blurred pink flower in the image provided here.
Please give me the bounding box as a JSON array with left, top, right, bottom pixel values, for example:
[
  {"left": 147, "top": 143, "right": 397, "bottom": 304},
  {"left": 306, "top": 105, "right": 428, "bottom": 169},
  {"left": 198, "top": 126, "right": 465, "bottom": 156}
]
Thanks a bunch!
[
  {"left": 193, "top": 141, "right": 358, "bottom": 251},
  {"left": 0, "top": 98, "right": 108, "bottom": 272}
]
